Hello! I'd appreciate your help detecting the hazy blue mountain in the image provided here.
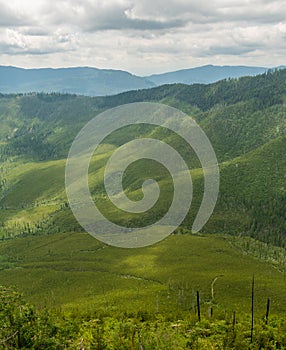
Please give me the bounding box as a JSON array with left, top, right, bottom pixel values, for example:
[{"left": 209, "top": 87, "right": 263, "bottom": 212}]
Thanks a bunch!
[
  {"left": 0, "top": 66, "right": 155, "bottom": 96},
  {"left": 0, "top": 65, "right": 284, "bottom": 96},
  {"left": 145, "top": 64, "right": 272, "bottom": 85}
]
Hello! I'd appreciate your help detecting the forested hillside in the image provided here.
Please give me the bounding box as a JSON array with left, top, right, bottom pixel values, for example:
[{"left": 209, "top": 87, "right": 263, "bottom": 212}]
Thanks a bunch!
[{"left": 0, "top": 69, "right": 285, "bottom": 245}]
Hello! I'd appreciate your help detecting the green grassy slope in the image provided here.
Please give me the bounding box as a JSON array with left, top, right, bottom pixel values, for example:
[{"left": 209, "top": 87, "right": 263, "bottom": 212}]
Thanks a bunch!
[
  {"left": 0, "top": 133, "right": 284, "bottom": 243},
  {"left": 0, "top": 69, "right": 285, "bottom": 242},
  {"left": 0, "top": 232, "right": 286, "bottom": 316}
]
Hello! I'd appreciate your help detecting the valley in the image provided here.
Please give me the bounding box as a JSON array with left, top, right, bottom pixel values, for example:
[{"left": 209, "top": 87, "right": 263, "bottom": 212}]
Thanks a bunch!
[{"left": 0, "top": 69, "right": 285, "bottom": 349}]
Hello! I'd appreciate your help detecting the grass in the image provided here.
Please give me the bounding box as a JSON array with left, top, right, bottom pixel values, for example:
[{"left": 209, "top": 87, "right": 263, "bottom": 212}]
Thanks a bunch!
[
  {"left": 0, "top": 232, "right": 286, "bottom": 317},
  {"left": 2, "top": 159, "right": 66, "bottom": 208},
  {"left": 0, "top": 134, "right": 285, "bottom": 240},
  {"left": 0, "top": 76, "right": 285, "bottom": 242}
]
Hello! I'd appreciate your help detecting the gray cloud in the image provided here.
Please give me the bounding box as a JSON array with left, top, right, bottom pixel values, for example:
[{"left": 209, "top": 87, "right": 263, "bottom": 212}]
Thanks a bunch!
[
  {"left": 214, "top": 0, "right": 286, "bottom": 24},
  {"left": 0, "top": 2, "right": 32, "bottom": 27},
  {"left": 0, "top": 46, "right": 68, "bottom": 55},
  {"left": 21, "top": 27, "right": 51, "bottom": 37},
  {"left": 38, "top": 0, "right": 186, "bottom": 32},
  {"left": 203, "top": 45, "right": 260, "bottom": 57},
  {"left": 2, "top": 0, "right": 286, "bottom": 30},
  {"left": 0, "top": 0, "right": 285, "bottom": 74},
  {"left": 0, "top": 39, "right": 70, "bottom": 55},
  {"left": 86, "top": 17, "right": 185, "bottom": 31}
]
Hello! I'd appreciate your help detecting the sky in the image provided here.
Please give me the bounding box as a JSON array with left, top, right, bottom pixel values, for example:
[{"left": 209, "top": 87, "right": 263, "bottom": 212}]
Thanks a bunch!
[{"left": 0, "top": 0, "right": 285, "bottom": 75}]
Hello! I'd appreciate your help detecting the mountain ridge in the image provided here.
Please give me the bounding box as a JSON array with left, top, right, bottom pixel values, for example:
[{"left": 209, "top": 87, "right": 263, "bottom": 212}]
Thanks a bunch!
[
  {"left": 0, "top": 65, "right": 155, "bottom": 96},
  {"left": 0, "top": 64, "right": 285, "bottom": 96},
  {"left": 146, "top": 64, "right": 271, "bottom": 85}
]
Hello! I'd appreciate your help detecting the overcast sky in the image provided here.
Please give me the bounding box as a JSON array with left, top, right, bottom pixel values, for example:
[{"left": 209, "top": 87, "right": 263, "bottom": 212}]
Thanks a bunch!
[{"left": 0, "top": 0, "right": 285, "bottom": 75}]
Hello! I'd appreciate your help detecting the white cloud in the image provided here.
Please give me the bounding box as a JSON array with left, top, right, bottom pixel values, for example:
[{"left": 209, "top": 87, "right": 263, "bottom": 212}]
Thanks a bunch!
[{"left": 0, "top": 0, "right": 285, "bottom": 74}]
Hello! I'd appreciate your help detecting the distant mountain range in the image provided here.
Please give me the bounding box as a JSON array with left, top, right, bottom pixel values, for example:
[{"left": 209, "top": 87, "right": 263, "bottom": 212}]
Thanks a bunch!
[
  {"left": 146, "top": 65, "right": 280, "bottom": 85},
  {"left": 0, "top": 64, "right": 285, "bottom": 96},
  {"left": 0, "top": 66, "right": 155, "bottom": 96}
]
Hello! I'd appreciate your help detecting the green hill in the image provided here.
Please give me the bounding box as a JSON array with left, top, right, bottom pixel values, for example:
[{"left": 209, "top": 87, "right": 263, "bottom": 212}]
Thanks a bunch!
[{"left": 0, "top": 69, "right": 285, "bottom": 244}]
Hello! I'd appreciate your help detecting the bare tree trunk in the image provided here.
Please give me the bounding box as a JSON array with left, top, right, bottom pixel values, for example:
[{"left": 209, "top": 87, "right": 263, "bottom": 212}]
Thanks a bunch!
[
  {"left": 251, "top": 274, "right": 255, "bottom": 344},
  {"left": 137, "top": 329, "right": 145, "bottom": 350},
  {"left": 211, "top": 275, "right": 224, "bottom": 301},
  {"left": 197, "top": 291, "right": 201, "bottom": 322}
]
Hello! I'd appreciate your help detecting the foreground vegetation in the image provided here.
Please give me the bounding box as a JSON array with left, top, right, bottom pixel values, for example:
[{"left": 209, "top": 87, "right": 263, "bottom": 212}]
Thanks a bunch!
[
  {"left": 1, "top": 233, "right": 286, "bottom": 349},
  {"left": 1, "top": 284, "right": 286, "bottom": 349}
]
